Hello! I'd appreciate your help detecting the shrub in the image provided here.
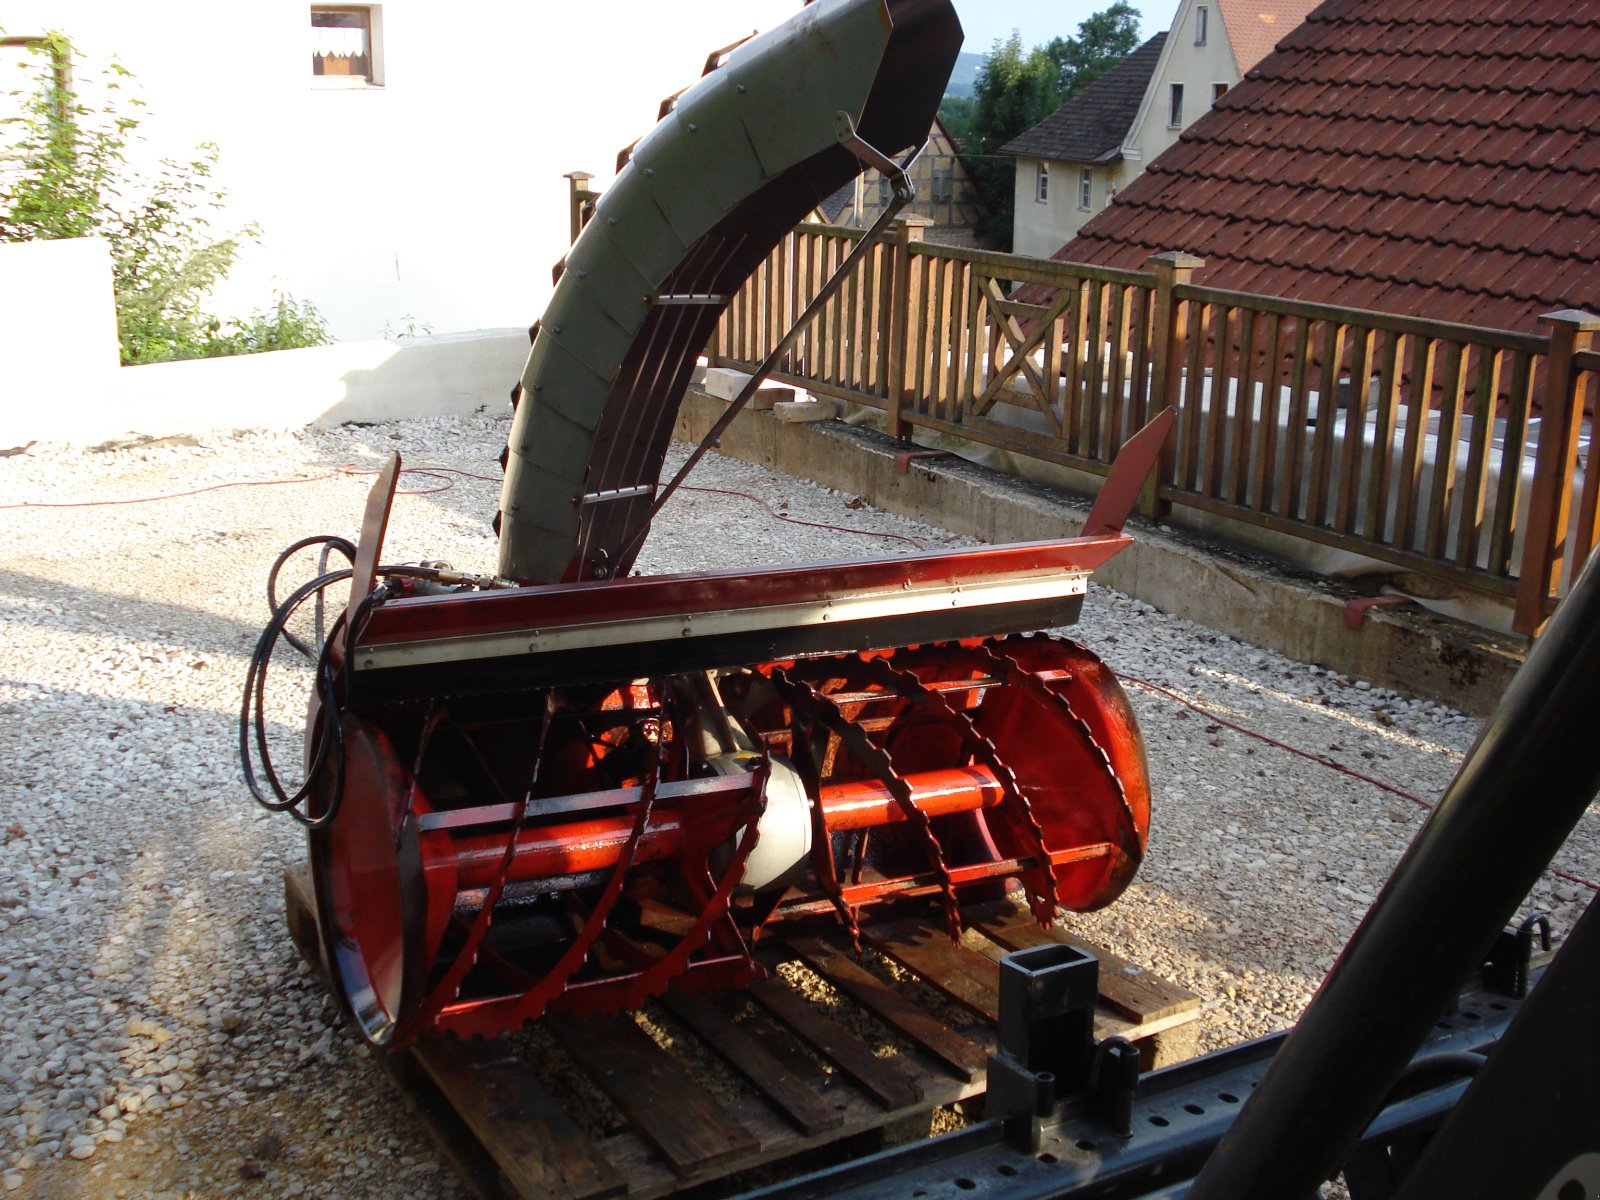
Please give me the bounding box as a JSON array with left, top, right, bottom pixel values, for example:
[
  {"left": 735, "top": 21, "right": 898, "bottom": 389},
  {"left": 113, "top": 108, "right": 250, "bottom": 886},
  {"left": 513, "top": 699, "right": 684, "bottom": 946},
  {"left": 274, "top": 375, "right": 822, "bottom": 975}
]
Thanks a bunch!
[{"left": 0, "top": 32, "right": 329, "bottom": 363}]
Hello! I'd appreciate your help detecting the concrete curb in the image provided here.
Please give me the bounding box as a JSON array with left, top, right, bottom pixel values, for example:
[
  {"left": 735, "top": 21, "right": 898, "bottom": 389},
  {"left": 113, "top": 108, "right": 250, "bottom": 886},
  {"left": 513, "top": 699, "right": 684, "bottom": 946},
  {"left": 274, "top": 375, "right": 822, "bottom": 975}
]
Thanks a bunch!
[{"left": 675, "top": 387, "right": 1525, "bottom": 717}]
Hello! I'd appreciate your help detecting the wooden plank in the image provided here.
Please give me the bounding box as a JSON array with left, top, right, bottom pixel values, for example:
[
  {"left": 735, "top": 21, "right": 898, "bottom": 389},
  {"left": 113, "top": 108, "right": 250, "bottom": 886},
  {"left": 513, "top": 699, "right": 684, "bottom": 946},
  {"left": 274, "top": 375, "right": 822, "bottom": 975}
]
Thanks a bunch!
[
  {"left": 1334, "top": 326, "right": 1373, "bottom": 533},
  {"left": 1205, "top": 305, "right": 1235, "bottom": 498},
  {"left": 1424, "top": 340, "right": 1466, "bottom": 559},
  {"left": 748, "top": 976, "right": 924, "bottom": 1111},
  {"left": 1064, "top": 282, "right": 1087, "bottom": 454},
  {"left": 861, "top": 920, "right": 1001, "bottom": 1025},
  {"left": 1105, "top": 283, "right": 1128, "bottom": 450},
  {"left": 1362, "top": 328, "right": 1403, "bottom": 542},
  {"left": 1308, "top": 320, "right": 1347, "bottom": 526},
  {"left": 1084, "top": 280, "right": 1106, "bottom": 459},
  {"left": 1178, "top": 298, "right": 1208, "bottom": 490},
  {"left": 1395, "top": 333, "right": 1438, "bottom": 551},
  {"left": 972, "top": 903, "right": 1200, "bottom": 1026},
  {"left": 946, "top": 260, "right": 971, "bottom": 422},
  {"left": 1043, "top": 302, "right": 1064, "bottom": 437},
  {"left": 789, "top": 938, "right": 987, "bottom": 1082},
  {"left": 1281, "top": 317, "right": 1314, "bottom": 520},
  {"left": 1252, "top": 311, "right": 1284, "bottom": 513},
  {"left": 1457, "top": 346, "right": 1503, "bottom": 569},
  {"left": 1227, "top": 306, "right": 1258, "bottom": 505},
  {"left": 1129, "top": 285, "right": 1153, "bottom": 430},
  {"left": 548, "top": 1013, "right": 758, "bottom": 1176},
  {"left": 415, "top": 1039, "right": 627, "bottom": 1200},
  {"left": 660, "top": 992, "right": 843, "bottom": 1137},
  {"left": 1489, "top": 350, "right": 1534, "bottom": 576}
]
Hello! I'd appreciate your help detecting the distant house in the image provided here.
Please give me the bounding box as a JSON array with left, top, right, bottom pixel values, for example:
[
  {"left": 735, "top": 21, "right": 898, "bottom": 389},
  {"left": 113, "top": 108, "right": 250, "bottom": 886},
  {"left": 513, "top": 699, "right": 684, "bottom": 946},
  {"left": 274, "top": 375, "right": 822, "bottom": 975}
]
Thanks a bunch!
[
  {"left": 812, "top": 115, "right": 989, "bottom": 248},
  {"left": 1055, "top": 0, "right": 1600, "bottom": 332},
  {"left": 1003, "top": 0, "right": 1318, "bottom": 258}
]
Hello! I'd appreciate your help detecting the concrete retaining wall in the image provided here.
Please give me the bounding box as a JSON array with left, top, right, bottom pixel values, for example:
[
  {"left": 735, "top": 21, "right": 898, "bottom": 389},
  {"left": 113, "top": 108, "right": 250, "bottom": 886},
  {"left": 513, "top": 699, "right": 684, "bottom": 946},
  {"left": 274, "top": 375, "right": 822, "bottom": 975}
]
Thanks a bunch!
[{"left": 0, "top": 239, "right": 527, "bottom": 446}]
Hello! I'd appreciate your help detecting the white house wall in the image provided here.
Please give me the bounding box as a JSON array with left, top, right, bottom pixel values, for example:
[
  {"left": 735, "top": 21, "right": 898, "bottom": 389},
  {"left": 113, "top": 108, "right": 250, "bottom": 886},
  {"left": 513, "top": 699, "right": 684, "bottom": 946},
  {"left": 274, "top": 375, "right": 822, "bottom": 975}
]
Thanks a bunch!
[
  {"left": 1010, "top": 157, "right": 1136, "bottom": 260},
  {"left": 1122, "top": 0, "right": 1240, "bottom": 168},
  {"left": 0, "top": 0, "right": 795, "bottom": 341}
]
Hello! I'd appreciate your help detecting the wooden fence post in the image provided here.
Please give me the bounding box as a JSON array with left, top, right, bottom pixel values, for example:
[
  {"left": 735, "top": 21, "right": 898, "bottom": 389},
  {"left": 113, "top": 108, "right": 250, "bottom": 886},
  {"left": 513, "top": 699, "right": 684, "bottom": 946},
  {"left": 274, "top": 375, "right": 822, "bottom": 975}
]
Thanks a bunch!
[
  {"left": 886, "top": 215, "right": 934, "bottom": 441},
  {"left": 1513, "top": 309, "right": 1600, "bottom": 636},
  {"left": 564, "top": 171, "right": 598, "bottom": 244},
  {"left": 1141, "top": 251, "right": 1205, "bottom": 519}
]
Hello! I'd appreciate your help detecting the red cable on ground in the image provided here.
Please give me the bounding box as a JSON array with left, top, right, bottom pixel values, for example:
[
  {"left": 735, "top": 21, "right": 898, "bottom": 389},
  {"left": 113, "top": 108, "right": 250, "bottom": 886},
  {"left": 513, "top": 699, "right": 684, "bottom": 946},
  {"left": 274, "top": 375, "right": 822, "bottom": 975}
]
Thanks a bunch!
[
  {"left": 1, "top": 463, "right": 926, "bottom": 549},
  {"left": 1123, "top": 674, "right": 1600, "bottom": 894},
  {"left": 678, "top": 484, "right": 924, "bottom": 550},
  {"left": 0, "top": 462, "right": 462, "bottom": 509}
]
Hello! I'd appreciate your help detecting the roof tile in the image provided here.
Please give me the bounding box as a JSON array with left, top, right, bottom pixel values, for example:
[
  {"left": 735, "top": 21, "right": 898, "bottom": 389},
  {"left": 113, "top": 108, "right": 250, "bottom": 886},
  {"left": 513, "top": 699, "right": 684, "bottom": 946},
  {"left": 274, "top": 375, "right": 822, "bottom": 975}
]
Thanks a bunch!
[
  {"left": 1000, "top": 35, "right": 1167, "bottom": 163},
  {"left": 1054, "top": 0, "right": 1600, "bottom": 334}
]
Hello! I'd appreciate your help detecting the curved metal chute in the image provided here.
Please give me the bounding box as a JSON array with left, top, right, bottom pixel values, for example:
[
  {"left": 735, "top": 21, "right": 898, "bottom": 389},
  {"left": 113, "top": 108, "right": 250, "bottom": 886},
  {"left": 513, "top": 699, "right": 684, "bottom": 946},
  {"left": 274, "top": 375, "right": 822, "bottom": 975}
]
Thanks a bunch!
[{"left": 497, "top": 0, "right": 962, "bottom": 584}]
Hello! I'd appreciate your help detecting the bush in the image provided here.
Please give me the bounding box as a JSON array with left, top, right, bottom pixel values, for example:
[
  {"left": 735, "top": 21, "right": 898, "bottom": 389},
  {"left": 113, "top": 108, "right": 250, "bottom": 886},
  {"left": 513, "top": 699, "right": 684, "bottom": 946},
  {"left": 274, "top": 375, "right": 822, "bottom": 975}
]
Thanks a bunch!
[{"left": 0, "top": 32, "right": 329, "bottom": 363}]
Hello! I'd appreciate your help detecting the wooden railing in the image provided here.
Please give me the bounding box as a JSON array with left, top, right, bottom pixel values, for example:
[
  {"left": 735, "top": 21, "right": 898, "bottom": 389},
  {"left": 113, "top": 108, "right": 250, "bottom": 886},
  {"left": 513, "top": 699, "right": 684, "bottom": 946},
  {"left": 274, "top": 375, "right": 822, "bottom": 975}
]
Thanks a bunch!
[{"left": 704, "top": 217, "right": 1600, "bottom": 637}]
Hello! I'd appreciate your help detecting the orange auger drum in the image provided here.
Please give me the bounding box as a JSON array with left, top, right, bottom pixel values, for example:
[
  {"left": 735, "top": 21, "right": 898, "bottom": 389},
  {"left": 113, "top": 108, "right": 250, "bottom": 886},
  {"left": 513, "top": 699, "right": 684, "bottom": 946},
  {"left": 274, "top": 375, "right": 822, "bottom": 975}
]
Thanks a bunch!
[{"left": 297, "top": 481, "right": 1153, "bottom": 1046}]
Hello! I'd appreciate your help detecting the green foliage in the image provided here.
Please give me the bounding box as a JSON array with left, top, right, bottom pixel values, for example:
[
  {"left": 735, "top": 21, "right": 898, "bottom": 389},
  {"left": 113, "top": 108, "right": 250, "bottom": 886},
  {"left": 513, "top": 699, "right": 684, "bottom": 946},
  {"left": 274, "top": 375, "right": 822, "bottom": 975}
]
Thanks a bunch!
[
  {"left": 0, "top": 32, "right": 328, "bottom": 364},
  {"left": 965, "top": 4, "right": 1144, "bottom": 249},
  {"left": 1044, "top": 2, "right": 1142, "bottom": 100},
  {"left": 938, "top": 95, "right": 975, "bottom": 147},
  {"left": 382, "top": 313, "right": 435, "bottom": 342},
  {"left": 199, "top": 293, "right": 331, "bottom": 358}
]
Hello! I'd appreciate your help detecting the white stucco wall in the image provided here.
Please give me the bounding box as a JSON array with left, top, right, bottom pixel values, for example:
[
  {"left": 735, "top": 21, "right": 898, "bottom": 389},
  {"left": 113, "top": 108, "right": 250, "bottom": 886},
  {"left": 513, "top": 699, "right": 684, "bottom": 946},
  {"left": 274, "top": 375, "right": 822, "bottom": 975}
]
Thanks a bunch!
[
  {"left": 1122, "top": 0, "right": 1240, "bottom": 170},
  {"left": 0, "top": 236, "right": 529, "bottom": 445},
  {"left": 1010, "top": 157, "right": 1138, "bottom": 260},
  {"left": 0, "top": 239, "right": 122, "bottom": 430},
  {"left": 1009, "top": 0, "right": 1240, "bottom": 261},
  {"left": 0, "top": 1, "right": 795, "bottom": 342}
]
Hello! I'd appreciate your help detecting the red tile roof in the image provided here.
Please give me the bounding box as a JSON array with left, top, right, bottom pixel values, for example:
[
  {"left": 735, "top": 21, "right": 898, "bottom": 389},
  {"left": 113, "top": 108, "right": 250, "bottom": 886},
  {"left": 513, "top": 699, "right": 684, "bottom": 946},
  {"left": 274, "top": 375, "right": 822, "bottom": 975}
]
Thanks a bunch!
[
  {"left": 1217, "top": 0, "right": 1319, "bottom": 74},
  {"left": 1057, "top": 0, "right": 1600, "bottom": 333}
]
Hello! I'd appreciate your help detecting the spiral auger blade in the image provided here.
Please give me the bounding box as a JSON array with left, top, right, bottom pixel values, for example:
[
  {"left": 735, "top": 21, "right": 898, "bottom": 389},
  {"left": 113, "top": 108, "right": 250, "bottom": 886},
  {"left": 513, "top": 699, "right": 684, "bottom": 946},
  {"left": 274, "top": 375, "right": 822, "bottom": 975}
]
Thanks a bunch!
[
  {"left": 979, "top": 633, "right": 1151, "bottom": 910},
  {"left": 858, "top": 649, "right": 1063, "bottom": 929},
  {"left": 772, "top": 658, "right": 965, "bottom": 941}
]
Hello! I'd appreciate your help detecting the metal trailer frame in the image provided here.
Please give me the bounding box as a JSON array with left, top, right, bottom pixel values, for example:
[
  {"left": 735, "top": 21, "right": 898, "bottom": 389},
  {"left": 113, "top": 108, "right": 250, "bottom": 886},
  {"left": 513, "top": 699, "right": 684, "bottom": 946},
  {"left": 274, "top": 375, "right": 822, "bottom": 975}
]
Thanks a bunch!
[{"left": 734, "top": 550, "right": 1600, "bottom": 1199}]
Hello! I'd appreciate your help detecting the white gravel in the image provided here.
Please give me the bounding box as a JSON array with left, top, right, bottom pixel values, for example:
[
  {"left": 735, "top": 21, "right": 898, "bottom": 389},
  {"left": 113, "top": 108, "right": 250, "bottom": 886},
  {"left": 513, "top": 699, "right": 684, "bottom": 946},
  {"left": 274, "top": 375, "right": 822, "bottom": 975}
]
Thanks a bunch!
[{"left": 0, "top": 412, "right": 1595, "bottom": 1198}]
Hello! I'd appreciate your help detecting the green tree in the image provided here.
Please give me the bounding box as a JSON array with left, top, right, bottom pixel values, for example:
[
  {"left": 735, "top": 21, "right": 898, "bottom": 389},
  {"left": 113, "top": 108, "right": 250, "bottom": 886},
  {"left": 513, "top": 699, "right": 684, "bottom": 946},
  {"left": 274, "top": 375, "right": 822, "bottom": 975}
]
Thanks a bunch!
[
  {"left": 0, "top": 33, "right": 327, "bottom": 363},
  {"left": 938, "top": 94, "right": 975, "bottom": 147},
  {"left": 964, "top": 5, "right": 1143, "bottom": 249},
  {"left": 1045, "top": 2, "right": 1142, "bottom": 100}
]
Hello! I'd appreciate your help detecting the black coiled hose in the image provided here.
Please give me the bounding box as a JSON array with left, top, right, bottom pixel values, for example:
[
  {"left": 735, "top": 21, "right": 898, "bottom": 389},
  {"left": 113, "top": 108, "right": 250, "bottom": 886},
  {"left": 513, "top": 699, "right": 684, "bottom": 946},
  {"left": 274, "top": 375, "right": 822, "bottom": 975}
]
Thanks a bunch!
[
  {"left": 241, "top": 536, "right": 504, "bottom": 830},
  {"left": 239, "top": 535, "right": 361, "bottom": 830}
]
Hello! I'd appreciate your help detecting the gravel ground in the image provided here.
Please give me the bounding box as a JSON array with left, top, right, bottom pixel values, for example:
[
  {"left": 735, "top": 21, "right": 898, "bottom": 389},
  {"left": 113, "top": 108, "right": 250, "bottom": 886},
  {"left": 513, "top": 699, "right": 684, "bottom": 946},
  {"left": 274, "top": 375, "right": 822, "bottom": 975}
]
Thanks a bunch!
[{"left": 1, "top": 412, "right": 1595, "bottom": 1199}]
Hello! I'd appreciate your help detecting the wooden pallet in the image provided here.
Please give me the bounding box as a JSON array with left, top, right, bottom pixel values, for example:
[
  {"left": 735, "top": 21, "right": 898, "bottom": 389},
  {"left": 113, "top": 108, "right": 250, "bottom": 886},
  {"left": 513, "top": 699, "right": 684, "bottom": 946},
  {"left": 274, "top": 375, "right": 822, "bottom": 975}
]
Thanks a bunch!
[{"left": 284, "top": 866, "right": 1200, "bottom": 1200}]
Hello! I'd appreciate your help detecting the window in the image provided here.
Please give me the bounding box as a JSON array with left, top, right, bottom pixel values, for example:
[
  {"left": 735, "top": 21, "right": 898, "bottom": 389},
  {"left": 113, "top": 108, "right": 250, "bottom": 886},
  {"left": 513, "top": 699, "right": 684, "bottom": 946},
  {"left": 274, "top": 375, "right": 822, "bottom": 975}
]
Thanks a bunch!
[
  {"left": 1035, "top": 161, "right": 1049, "bottom": 204},
  {"left": 312, "top": 6, "right": 383, "bottom": 86},
  {"left": 932, "top": 165, "right": 954, "bottom": 203},
  {"left": 1169, "top": 83, "right": 1184, "bottom": 128},
  {"left": 1195, "top": 5, "right": 1208, "bottom": 44},
  {"left": 1214, "top": 82, "right": 1228, "bottom": 103},
  {"left": 1078, "top": 167, "right": 1093, "bottom": 211}
]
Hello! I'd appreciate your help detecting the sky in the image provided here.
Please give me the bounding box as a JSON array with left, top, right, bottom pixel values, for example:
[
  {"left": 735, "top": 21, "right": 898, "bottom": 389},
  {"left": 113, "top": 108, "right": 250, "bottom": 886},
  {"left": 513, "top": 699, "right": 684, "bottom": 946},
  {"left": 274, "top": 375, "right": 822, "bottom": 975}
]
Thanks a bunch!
[{"left": 950, "top": 0, "right": 1178, "bottom": 53}]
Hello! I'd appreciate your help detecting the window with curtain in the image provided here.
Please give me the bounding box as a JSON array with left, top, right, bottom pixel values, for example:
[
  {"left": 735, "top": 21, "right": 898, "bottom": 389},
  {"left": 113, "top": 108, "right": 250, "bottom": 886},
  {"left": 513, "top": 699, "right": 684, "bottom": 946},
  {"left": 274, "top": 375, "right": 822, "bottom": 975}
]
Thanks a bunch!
[{"left": 312, "top": 7, "right": 378, "bottom": 83}]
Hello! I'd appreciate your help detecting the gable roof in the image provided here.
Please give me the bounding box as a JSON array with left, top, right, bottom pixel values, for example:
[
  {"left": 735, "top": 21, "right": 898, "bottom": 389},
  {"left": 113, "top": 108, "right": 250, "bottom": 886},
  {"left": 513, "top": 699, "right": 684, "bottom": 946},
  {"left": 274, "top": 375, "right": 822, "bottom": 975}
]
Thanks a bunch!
[
  {"left": 999, "top": 34, "right": 1168, "bottom": 164},
  {"left": 1058, "top": 0, "right": 1600, "bottom": 332},
  {"left": 1217, "top": 0, "right": 1319, "bottom": 75},
  {"left": 817, "top": 180, "right": 855, "bottom": 222}
]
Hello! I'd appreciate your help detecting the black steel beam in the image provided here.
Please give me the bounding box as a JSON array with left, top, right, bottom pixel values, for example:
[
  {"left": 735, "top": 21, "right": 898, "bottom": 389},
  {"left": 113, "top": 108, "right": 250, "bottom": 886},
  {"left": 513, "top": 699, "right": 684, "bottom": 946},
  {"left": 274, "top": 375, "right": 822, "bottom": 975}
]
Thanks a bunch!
[{"left": 1187, "top": 553, "right": 1600, "bottom": 1198}]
